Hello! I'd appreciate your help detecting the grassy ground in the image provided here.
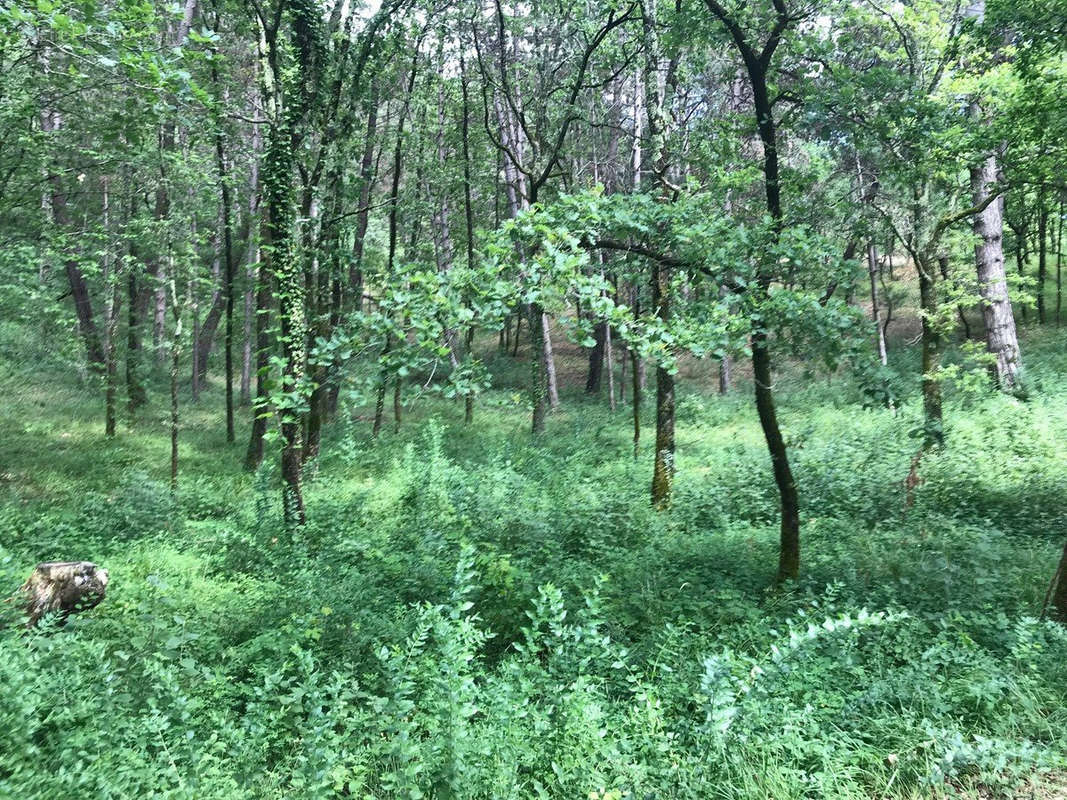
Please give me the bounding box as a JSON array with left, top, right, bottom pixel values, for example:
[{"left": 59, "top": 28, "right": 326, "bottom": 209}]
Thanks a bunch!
[{"left": 1, "top": 306, "right": 1066, "bottom": 798}]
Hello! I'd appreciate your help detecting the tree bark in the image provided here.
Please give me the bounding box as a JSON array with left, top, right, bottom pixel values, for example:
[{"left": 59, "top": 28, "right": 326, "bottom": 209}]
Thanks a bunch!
[{"left": 970, "top": 154, "right": 1021, "bottom": 389}]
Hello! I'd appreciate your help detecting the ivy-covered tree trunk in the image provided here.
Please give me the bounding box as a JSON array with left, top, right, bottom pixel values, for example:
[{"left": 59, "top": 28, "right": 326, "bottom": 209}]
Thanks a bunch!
[{"left": 263, "top": 112, "right": 307, "bottom": 523}]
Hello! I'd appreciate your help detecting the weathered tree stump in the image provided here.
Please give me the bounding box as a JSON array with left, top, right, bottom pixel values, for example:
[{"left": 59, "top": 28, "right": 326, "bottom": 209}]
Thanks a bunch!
[{"left": 20, "top": 561, "right": 109, "bottom": 627}]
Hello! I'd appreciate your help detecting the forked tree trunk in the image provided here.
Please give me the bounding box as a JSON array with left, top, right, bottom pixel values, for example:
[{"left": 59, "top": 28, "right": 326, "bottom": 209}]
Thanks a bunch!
[{"left": 701, "top": 0, "right": 802, "bottom": 580}]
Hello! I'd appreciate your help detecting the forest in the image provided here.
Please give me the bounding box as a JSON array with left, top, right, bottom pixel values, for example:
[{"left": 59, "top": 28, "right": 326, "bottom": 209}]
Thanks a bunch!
[{"left": 1, "top": 0, "right": 1066, "bottom": 795}]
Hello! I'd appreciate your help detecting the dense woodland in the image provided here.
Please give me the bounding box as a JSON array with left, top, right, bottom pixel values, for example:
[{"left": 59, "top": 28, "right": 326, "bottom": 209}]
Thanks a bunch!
[{"left": 1, "top": 0, "right": 1067, "bottom": 795}]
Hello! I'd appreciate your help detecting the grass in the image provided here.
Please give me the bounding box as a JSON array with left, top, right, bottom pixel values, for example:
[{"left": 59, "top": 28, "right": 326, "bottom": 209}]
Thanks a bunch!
[{"left": 1, "top": 312, "right": 1066, "bottom": 798}]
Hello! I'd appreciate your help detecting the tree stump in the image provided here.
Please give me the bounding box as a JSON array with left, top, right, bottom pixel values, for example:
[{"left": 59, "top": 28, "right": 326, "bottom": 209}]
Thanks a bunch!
[{"left": 20, "top": 561, "right": 109, "bottom": 628}]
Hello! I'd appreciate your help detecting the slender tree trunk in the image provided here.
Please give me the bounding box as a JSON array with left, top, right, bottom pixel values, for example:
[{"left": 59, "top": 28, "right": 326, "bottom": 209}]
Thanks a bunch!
[
  {"left": 605, "top": 322, "right": 616, "bottom": 412},
  {"left": 650, "top": 261, "right": 674, "bottom": 508},
  {"left": 1037, "top": 189, "right": 1048, "bottom": 324},
  {"left": 240, "top": 133, "right": 259, "bottom": 407},
  {"left": 169, "top": 271, "right": 182, "bottom": 491},
  {"left": 738, "top": 45, "right": 802, "bottom": 584},
  {"left": 868, "top": 243, "right": 888, "bottom": 366},
  {"left": 350, "top": 94, "right": 379, "bottom": 313},
  {"left": 631, "top": 345, "right": 641, "bottom": 458},
  {"left": 126, "top": 270, "right": 146, "bottom": 411},
  {"left": 1056, "top": 195, "right": 1063, "bottom": 326},
  {"left": 530, "top": 302, "right": 548, "bottom": 434},
  {"left": 586, "top": 321, "right": 607, "bottom": 394},
  {"left": 460, "top": 54, "right": 477, "bottom": 421},
  {"left": 393, "top": 378, "right": 402, "bottom": 433},
  {"left": 102, "top": 178, "right": 119, "bottom": 438},
  {"left": 215, "top": 95, "right": 236, "bottom": 443},
  {"left": 51, "top": 199, "right": 106, "bottom": 369},
  {"left": 191, "top": 275, "right": 201, "bottom": 402},
  {"left": 918, "top": 255, "right": 944, "bottom": 447},
  {"left": 542, "top": 313, "right": 560, "bottom": 410},
  {"left": 244, "top": 255, "right": 272, "bottom": 470}
]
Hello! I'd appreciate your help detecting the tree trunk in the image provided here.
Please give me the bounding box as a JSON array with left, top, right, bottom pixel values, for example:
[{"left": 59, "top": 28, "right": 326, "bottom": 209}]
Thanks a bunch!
[
  {"left": 970, "top": 154, "right": 1021, "bottom": 389},
  {"left": 215, "top": 98, "right": 236, "bottom": 443},
  {"left": 605, "top": 322, "right": 616, "bottom": 412},
  {"left": 126, "top": 270, "right": 146, "bottom": 411},
  {"left": 530, "top": 302, "right": 548, "bottom": 434},
  {"left": 868, "top": 243, "right": 888, "bottom": 367},
  {"left": 1056, "top": 195, "right": 1063, "bottom": 326},
  {"left": 543, "top": 314, "right": 560, "bottom": 410},
  {"left": 918, "top": 256, "right": 944, "bottom": 447},
  {"left": 103, "top": 179, "right": 120, "bottom": 438},
  {"left": 169, "top": 273, "right": 181, "bottom": 491},
  {"left": 350, "top": 94, "right": 379, "bottom": 313},
  {"left": 244, "top": 267, "right": 271, "bottom": 471},
  {"left": 1051, "top": 536, "right": 1067, "bottom": 622},
  {"left": 630, "top": 345, "right": 641, "bottom": 458},
  {"left": 586, "top": 321, "right": 606, "bottom": 394},
  {"left": 191, "top": 276, "right": 201, "bottom": 402},
  {"left": 650, "top": 261, "right": 674, "bottom": 509},
  {"left": 240, "top": 223, "right": 258, "bottom": 405},
  {"left": 1037, "top": 191, "right": 1048, "bottom": 324}
]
